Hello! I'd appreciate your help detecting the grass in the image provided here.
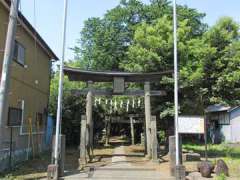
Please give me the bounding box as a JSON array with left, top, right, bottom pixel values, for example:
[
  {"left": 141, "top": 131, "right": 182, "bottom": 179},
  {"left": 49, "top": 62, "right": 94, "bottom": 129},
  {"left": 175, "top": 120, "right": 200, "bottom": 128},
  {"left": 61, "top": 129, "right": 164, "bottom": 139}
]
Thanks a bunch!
[
  {"left": 183, "top": 143, "right": 240, "bottom": 178},
  {"left": 0, "top": 152, "right": 51, "bottom": 180}
]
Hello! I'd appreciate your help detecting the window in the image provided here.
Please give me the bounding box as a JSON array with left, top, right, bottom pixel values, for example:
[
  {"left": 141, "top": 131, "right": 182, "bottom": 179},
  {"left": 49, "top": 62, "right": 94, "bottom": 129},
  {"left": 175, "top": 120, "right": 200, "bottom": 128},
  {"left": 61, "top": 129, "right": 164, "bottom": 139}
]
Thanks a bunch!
[
  {"left": 218, "top": 112, "right": 230, "bottom": 125},
  {"left": 8, "top": 107, "right": 22, "bottom": 127},
  {"left": 13, "top": 41, "right": 25, "bottom": 65}
]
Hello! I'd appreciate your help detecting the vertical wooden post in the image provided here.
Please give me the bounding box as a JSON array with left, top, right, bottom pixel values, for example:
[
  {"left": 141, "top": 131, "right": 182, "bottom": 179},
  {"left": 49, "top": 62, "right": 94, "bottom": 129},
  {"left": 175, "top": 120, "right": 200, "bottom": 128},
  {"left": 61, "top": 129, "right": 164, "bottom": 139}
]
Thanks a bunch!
[
  {"left": 144, "top": 82, "right": 151, "bottom": 158},
  {"left": 79, "top": 115, "right": 87, "bottom": 169},
  {"left": 105, "top": 117, "right": 108, "bottom": 146},
  {"left": 130, "top": 117, "right": 135, "bottom": 145},
  {"left": 86, "top": 81, "right": 93, "bottom": 159},
  {"left": 204, "top": 115, "right": 208, "bottom": 161},
  {"left": 105, "top": 117, "right": 111, "bottom": 146},
  {"left": 151, "top": 116, "right": 158, "bottom": 162}
]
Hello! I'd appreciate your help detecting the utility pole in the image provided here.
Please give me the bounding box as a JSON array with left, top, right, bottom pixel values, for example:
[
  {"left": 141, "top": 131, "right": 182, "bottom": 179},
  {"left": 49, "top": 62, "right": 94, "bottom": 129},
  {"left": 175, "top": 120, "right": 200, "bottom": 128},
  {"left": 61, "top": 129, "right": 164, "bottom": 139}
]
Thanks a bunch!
[
  {"left": 0, "top": 0, "right": 20, "bottom": 127},
  {"left": 173, "top": 0, "right": 185, "bottom": 178},
  {"left": 54, "top": 0, "right": 68, "bottom": 169},
  {"left": 173, "top": 0, "right": 179, "bottom": 167}
]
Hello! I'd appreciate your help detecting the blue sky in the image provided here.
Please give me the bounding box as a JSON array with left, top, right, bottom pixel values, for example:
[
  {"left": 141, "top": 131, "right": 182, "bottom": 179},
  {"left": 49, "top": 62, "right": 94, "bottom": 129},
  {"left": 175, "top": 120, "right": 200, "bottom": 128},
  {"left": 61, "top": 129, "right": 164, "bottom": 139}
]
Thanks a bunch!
[{"left": 19, "top": 0, "right": 240, "bottom": 61}]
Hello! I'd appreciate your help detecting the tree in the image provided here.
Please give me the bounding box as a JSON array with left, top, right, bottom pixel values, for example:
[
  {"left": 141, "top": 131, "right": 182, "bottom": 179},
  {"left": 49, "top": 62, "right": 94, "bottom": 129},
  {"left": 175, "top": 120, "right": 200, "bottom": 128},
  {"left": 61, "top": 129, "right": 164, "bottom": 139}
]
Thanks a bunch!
[
  {"left": 72, "top": 0, "right": 206, "bottom": 71},
  {"left": 202, "top": 17, "right": 240, "bottom": 106},
  {"left": 51, "top": 1, "right": 240, "bottom": 141},
  {"left": 119, "top": 14, "right": 205, "bottom": 117},
  {"left": 69, "top": 0, "right": 208, "bottom": 127},
  {"left": 120, "top": 15, "right": 240, "bottom": 117}
]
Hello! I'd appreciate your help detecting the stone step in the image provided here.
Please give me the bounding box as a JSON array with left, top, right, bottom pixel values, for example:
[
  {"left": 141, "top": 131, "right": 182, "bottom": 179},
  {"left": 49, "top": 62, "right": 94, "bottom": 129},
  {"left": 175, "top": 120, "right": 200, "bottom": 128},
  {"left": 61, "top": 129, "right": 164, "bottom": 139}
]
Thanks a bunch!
[
  {"left": 65, "top": 177, "right": 174, "bottom": 180},
  {"left": 95, "top": 167, "right": 156, "bottom": 171}
]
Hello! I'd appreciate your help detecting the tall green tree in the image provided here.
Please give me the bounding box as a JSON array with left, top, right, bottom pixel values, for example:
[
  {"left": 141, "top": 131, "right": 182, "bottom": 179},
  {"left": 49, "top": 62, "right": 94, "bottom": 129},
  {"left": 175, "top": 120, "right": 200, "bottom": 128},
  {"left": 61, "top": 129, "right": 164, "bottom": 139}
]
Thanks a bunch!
[
  {"left": 53, "top": 1, "right": 240, "bottom": 136},
  {"left": 72, "top": 0, "right": 206, "bottom": 71},
  {"left": 202, "top": 17, "right": 240, "bottom": 105}
]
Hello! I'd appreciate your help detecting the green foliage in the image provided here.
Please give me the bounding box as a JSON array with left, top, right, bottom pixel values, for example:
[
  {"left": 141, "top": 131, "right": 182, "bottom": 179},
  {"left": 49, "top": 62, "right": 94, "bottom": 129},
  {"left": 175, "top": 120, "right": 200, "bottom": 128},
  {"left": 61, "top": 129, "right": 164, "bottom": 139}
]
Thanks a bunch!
[
  {"left": 215, "top": 173, "right": 226, "bottom": 180},
  {"left": 157, "top": 130, "right": 166, "bottom": 144},
  {"left": 222, "top": 142, "right": 234, "bottom": 158},
  {"left": 49, "top": 71, "right": 86, "bottom": 145},
  {"left": 121, "top": 16, "right": 240, "bottom": 115},
  {"left": 50, "top": 0, "right": 240, "bottom": 139},
  {"left": 202, "top": 17, "right": 240, "bottom": 105},
  {"left": 183, "top": 143, "right": 240, "bottom": 177},
  {"left": 183, "top": 143, "right": 240, "bottom": 160}
]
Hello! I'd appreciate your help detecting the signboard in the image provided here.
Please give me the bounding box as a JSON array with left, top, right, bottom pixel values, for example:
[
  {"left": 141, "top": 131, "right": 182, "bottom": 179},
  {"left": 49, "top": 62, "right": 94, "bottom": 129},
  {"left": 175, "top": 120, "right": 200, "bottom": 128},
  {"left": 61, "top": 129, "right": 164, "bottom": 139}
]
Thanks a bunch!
[
  {"left": 178, "top": 116, "right": 205, "bottom": 134},
  {"left": 8, "top": 107, "right": 22, "bottom": 127},
  {"left": 113, "top": 77, "right": 125, "bottom": 94}
]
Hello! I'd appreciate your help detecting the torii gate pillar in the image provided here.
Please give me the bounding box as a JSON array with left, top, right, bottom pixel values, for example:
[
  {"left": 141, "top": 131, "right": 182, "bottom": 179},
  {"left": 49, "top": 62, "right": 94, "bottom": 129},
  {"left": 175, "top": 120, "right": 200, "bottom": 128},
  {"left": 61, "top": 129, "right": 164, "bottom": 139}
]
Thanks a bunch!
[
  {"left": 151, "top": 116, "right": 158, "bottom": 162},
  {"left": 144, "top": 81, "right": 152, "bottom": 158},
  {"left": 79, "top": 115, "right": 87, "bottom": 169},
  {"left": 86, "top": 81, "right": 94, "bottom": 160}
]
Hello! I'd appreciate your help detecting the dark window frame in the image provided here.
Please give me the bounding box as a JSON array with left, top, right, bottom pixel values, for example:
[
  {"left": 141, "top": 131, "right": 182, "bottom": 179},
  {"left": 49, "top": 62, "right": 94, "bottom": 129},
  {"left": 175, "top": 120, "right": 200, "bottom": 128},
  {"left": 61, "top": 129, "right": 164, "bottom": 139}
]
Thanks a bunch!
[
  {"left": 13, "top": 40, "right": 26, "bottom": 66},
  {"left": 218, "top": 112, "right": 230, "bottom": 125},
  {"left": 8, "top": 107, "right": 22, "bottom": 127},
  {"left": 36, "top": 112, "right": 44, "bottom": 128},
  {"left": 210, "top": 112, "right": 230, "bottom": 125}
]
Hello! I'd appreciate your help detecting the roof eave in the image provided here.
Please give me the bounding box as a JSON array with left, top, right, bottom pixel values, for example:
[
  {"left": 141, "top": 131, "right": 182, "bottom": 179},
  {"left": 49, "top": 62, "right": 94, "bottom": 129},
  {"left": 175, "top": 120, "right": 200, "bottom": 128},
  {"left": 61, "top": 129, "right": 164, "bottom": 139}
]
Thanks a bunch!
[
  {"left": 63, "top": 66, "right": 173, "bottom": 82},
  {"left": 1, "top": 0, "right": 59, "bottom": 61}
]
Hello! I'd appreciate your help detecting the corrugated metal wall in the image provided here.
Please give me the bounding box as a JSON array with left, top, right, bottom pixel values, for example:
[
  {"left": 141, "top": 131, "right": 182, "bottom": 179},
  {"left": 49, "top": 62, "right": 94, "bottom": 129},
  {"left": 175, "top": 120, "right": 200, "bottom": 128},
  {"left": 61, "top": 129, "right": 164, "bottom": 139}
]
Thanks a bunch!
[{"left": 230, "top": 108, "right": 240, "bottom": 143}]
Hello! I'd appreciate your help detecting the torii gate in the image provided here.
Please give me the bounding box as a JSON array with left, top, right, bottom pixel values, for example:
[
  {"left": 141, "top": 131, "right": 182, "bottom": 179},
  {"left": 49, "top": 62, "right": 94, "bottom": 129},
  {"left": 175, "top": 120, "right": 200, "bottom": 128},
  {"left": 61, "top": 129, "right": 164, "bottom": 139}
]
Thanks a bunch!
[{"left": 63, "top": 66, "right": 172, "bottom": 168}]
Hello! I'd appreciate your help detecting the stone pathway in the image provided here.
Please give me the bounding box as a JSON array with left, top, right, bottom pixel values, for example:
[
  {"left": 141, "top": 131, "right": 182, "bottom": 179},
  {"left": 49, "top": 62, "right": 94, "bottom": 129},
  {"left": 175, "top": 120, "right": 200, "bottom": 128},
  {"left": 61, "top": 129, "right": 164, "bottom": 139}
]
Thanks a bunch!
[{"left": 63, "top": 146, "right": 175, "bottom": 180}]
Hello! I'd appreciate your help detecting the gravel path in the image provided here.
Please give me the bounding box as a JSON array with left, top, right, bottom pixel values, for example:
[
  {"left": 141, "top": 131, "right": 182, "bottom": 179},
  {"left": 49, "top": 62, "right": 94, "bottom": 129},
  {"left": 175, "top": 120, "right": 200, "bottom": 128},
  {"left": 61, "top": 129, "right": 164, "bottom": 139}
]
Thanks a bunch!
[{"left": 63, "top": 146, "right": 174, "bottom": 180}]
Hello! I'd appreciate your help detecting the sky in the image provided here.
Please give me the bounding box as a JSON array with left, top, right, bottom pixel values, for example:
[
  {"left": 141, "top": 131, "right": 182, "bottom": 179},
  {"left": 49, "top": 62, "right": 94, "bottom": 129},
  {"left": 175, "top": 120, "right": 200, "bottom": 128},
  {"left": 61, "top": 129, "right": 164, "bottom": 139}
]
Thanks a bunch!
[{"left": 19, "top": 0, "right": 240, "bottom": 61}]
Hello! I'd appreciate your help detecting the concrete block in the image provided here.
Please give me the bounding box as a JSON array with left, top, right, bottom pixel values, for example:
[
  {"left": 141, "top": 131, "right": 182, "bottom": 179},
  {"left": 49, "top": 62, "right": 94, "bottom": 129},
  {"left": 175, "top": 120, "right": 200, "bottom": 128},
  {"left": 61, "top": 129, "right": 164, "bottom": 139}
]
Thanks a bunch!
[
  {"left": 169, "top": 135, "right": 182, "bottom": 176},
  {"left": 175, "top": 165, "right": 186, "bottom": 180},
  {"left": 183, "top": 153, "right": 201, "bottom": 162},
  {"left": 47, "top": 164, "right": 58, "bottom": 180},
  {"left": 52, "top": 135, "right": 66, "bottom": 177}
]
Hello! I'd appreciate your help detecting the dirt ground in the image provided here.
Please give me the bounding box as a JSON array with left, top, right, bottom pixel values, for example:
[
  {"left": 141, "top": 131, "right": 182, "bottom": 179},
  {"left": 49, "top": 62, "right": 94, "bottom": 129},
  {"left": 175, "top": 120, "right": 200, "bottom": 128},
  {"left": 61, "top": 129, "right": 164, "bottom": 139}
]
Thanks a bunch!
[
  {"left": 0, "top": 137, "right": 118, "bottom": 180},
  {"left": 1, "top": 137, "right": 240, "bottom": 179},
  {"left": 125, "top": 145, "right": 196, "bottom": 177}
]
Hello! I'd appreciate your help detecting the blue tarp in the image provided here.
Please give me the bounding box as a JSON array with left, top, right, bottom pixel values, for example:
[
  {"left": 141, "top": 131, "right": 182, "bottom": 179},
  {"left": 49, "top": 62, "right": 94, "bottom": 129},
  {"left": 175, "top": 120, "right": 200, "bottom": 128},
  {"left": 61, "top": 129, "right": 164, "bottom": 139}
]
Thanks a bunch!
[{"left": 46, "top": 116, "right": 53, "bottom": 145}]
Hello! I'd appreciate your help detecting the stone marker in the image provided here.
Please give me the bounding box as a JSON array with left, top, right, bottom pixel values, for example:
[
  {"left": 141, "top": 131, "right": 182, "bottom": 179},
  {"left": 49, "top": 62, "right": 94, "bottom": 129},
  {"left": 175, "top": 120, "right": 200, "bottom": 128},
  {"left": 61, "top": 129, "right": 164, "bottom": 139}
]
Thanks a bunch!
[
  {"left": 197, "top": 161, "right": 214, "bottom": 178},
  {"left": 175, "top": 165, "right": 186, "bottom": 180},
  {"left": 214, "top": 159, "right": 229, "bottom": 177},
  {"left": 47, "top": 164, "right": 58, "bottom": 180},
  {"left": 52, "top": 134, "right": 66, "bottom": 177},
  {"left": 169, "top": 135, "right": 182, "bottom": 176}
]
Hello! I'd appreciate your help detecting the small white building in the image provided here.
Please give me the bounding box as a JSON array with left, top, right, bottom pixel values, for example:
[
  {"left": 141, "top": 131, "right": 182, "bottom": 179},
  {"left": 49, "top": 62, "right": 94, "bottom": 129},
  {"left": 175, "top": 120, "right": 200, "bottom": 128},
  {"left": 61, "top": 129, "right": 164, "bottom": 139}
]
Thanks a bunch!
[{"left": 206, "top": 105, "right": 240, "bottom": 143}]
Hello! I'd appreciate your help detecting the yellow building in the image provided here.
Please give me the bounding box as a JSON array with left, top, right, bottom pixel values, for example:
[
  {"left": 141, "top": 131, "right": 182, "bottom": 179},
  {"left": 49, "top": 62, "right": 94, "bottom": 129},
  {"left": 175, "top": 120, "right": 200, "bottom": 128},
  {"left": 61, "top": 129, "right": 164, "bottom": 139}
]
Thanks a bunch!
[{"left": 0, "top": 0, "right": 58, "bottom": 170}]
